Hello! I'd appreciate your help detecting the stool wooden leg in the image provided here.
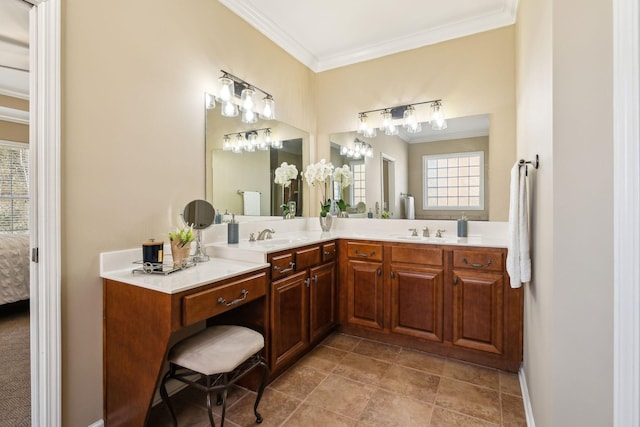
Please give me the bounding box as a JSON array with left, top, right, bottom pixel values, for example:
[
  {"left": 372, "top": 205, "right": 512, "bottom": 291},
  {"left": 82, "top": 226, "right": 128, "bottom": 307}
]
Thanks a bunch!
[{"left": 253, "top": 359, "right": 270, "bottom": 424}]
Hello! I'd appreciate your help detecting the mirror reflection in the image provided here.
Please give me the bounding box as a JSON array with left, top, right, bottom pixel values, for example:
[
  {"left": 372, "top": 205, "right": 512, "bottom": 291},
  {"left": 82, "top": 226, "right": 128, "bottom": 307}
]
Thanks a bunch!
[
  {"left": 329, "top": 114, "right": 490, "bottom": 220},
  {"left": 205, "top": 106, "right": 309, "bottom": 219}
]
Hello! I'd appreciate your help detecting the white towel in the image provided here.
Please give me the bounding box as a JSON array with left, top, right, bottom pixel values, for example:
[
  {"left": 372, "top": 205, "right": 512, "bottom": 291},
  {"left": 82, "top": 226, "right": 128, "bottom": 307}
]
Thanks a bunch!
[
  {"left": 506, "top": 162, "right": 531, "bottom": 288},
  {"left": 242, "top": 191, "right": 261, "bottom": 216}
]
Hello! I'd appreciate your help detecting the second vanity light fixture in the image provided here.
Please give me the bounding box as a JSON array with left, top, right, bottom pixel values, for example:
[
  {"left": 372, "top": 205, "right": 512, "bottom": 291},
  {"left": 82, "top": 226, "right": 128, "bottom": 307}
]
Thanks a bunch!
[
  {"left": 357, "top": 99, "right": 447, "bottom": 138},
  {"left": 339, "top": 138, "right": 374, "bottom": 160},
  {"left": 222, "top": 128, "right": 283, "bottom": 154},
  {"left": 210, "top": 70, "right": 276, "bottom": 124}
]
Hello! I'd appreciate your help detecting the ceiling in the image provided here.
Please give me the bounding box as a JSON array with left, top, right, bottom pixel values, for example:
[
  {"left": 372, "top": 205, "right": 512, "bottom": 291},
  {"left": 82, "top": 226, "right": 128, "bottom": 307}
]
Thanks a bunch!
[
  {"left": 219, "top": 0, "right": 519, "bottom": 72},
  {"left": 0, "top": 0, "right": 30, "bottom": 98}
]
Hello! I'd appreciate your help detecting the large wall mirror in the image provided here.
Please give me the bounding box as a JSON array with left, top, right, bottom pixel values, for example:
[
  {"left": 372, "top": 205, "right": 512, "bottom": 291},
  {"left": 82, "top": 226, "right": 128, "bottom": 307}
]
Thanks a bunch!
[
  {"left": 329, "top": 114, "right": 491, "bottom": 220},
  {"left": 205, "top": 104, "right": 309, "bottom": 220}
]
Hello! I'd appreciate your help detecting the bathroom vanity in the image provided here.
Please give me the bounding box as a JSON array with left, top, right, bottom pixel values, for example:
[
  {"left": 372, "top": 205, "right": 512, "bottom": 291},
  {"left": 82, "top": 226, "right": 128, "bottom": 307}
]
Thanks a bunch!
[{"left": 101, "top": 221, "right": 522, "bottom": 426}]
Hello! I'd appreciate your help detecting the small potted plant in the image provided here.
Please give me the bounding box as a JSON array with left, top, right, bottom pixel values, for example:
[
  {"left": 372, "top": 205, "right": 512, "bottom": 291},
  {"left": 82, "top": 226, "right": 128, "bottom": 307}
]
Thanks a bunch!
[
  {"left": 169, "top": 225, "right": 194, "bottom": 268},
  {"left": 274, "top": 162, "right": 299, "bottom": 218}
]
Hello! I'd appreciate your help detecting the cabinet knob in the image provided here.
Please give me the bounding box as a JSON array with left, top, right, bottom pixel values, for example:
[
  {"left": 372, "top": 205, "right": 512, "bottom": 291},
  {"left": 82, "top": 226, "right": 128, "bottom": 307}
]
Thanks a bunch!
[
  {"left": 390, "top": 271, "right": 396, "bottom": 279},
  {"left": 453, "top": 278, "right": 459, "bottom": 285},
  {"left": 312, "top": 275, "right": 318, "bottom": 284},
  {"left": 377, "top": 268, "right": 382, "bottom": 277},
  {"left": 304, "top": 278, "right": 311, "bottom": 287}
]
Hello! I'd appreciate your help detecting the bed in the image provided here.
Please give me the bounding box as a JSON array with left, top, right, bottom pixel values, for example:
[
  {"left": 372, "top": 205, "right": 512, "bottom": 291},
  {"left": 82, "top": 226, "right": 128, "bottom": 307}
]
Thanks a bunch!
[{"left": 0, "top": 234, "right": 30, "bottom": 305}]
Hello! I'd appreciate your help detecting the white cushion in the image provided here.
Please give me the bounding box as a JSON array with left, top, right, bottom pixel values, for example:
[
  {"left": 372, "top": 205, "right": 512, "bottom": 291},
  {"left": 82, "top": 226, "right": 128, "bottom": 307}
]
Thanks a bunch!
[{"left": 168, "top": 325, "right": 264, "bottom": 375}]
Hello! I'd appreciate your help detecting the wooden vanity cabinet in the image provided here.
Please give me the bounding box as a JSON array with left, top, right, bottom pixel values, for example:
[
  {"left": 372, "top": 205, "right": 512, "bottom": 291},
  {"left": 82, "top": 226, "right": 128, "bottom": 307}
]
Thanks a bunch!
[
  {"left": 338, "top": 240, "right": 523, "bottom": 372},
  {"left": 268, "top": 241, "right": 337, "bottom": 373}
]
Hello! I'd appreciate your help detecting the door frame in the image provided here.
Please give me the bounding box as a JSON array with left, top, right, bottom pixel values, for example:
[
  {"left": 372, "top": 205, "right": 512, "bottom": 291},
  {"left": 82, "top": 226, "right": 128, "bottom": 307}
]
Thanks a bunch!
[{"left": 28, "top": 0, "right": 61, "bottom": 426}]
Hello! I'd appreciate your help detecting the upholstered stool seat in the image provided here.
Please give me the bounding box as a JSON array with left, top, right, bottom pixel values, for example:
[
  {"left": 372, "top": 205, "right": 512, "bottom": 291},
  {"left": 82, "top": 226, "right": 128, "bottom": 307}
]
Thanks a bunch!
[{"left": 160, "top": 325, "right": 270, "bottom": 427}]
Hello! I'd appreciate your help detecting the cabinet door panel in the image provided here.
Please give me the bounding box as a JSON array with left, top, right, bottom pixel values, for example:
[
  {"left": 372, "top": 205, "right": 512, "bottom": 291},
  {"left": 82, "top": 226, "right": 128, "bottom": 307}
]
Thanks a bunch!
[
  {"left": 347, "top": 260, "right": 384, "bottom": 330},
  {"left": 451, "top": 270, "right": 504, "bottom": 354},
  {"left": 391, "top": 266, "right": 444, "bottom": 342},
  {"left": 309, "top": 262, "right": 336, "bottom": 342},
  {"left": 271, "top": 271, "right": 308, "bottom": 370}
]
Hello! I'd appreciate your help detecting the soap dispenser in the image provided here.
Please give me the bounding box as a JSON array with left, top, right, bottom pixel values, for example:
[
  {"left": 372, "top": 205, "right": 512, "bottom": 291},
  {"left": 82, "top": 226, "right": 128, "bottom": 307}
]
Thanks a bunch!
[
  {"left": 457, "top": 213, "right": 468, "bottom": 237},
  {"left": 227, "top": 214, "right": 239, "bottom": 244}
]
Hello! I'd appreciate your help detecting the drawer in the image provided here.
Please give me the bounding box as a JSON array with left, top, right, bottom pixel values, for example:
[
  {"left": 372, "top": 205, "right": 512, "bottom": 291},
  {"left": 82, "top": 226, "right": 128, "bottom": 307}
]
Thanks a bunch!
[
  {"left": 452, "top": 249, "right": 504, "bottom": 272},
  {"left": 346, "top": 242, "right": 383, "bottom": 261},
  {"left": 271, "top": 252, "right": 296, "bottom": 279},
  {"left": 295, "top": 245, "right": 322, "bottom": 270},
  {"left": 182, "top": 272, "right": 267, "bottom": 326},
  {"left": 322, "top": 242, "right": 337, "bottom": 263},
  {"left": 390, "top": 245, "right": 443, "bottom": 266}
]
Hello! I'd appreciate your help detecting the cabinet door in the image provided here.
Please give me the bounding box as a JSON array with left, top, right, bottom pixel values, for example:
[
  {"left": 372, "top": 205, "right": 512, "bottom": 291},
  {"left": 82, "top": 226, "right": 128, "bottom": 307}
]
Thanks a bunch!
[
  {"left": 451, "top": 270, "right": 504, "bottom": 354},
  {"left": 271, "top": 270, "right": 309, "bottom": 371},
  {"left": 346, "top": 259, "right": 384, "bottom": 330},
  {"left": 309, "top": 262, "right": 336, "bottom": 343},
  {"left": 390, "top": 265, "right": 444, "bottom": 342}
]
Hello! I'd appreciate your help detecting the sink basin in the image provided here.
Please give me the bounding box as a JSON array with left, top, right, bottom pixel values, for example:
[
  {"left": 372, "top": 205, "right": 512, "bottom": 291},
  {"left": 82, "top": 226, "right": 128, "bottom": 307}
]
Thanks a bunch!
[
  {"left": 391, "top": 235, "right": 447, "bottom": 243},
  {"left": 254, "top": 237, "right": 309, "bottom": 246}
]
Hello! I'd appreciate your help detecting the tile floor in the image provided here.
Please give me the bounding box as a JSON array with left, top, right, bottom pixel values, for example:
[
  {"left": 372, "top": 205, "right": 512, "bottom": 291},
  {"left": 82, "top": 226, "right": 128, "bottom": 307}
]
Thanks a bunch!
[{"left": 148, "top": 332, "right": 526, "bottom": 426}]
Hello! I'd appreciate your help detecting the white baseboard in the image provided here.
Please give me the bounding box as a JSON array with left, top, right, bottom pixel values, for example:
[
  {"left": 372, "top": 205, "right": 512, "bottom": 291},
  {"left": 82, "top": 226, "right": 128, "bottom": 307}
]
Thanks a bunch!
[
  {"left": 87, "top": 420, "right": 104, "bottom": 427},
  {"left": 519, "top": 367, "right": 536, "bottom": 427}
]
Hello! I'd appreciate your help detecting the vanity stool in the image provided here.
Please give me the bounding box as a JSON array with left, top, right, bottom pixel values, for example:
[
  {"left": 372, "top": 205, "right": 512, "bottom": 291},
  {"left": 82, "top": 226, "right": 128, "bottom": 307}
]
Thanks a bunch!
[{"left": 159, "top": 325, "right": 270, "bottom": 427}]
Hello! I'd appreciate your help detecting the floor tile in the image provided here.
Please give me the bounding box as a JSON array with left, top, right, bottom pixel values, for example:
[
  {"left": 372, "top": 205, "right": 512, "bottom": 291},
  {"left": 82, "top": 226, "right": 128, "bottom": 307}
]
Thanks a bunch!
[
  {"left": 305, "top": 374, "right": 377, "bottom": 419},
  {"left": 395, "top": 347, "right": 446, "bottom": 375},
  {"left": 501, "top": 393, "right": 527, "bottom": 426},
  {"left": 378, "top": 364, "right": 440, "bottom": 403},
  {"left": 441, "top": 359, "right": 500, "bottom": 389},
  {"left": 282, "top": 402, "right": 356, "bottom": 427},
  {"left": 435, "top": 378, "right": 502, "bottom": 424},
  {"left": 175, "top": 384, "right": 249, "bottom": 414},
  {"left": 499, "top": 371, "right": 522, "bottom": 396},
  {"left": 429, "top": 407, "right": 498, "bottom": 426},
  {"left": 147, "top": 397, "right": 213, "bottom": 427},
  {"left": 225, "top": 388, "right": 301, "bottom": 427},
  {"left": 296, "top": 345, "right": 348, "bottom": 373},
  {"left": 356, "top": 388, "right": 434, "bottom": 427},
  {"left": 269, "top": 364, "right": 328, "bottom": 400},
  {"left": 352, "top": 339, "right": 401, "bottom": 363},
  {"left": 333, "top": 352, "right": 391, "bottom": 386},
  {"left": 321, "top": 333, "right": 362, "bottom": 351}
]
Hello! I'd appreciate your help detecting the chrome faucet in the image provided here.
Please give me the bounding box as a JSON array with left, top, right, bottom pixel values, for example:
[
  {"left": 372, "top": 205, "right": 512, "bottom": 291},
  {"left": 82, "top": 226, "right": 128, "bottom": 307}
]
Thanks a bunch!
[
  {"left": 408, "top": 228, "right": 418, "bottom": 237},
  {"left": 435, "top": 229, "right": 445, "bottom": 238},
  {"left": 256, "top": 228, "right": 275, "bottom": 240},
  {"left": 422, "top": 227, "right": 430, "bottom": 237}
]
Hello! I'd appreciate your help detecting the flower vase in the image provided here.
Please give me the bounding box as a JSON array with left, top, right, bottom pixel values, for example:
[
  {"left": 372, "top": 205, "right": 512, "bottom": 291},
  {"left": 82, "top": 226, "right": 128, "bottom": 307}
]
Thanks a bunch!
[
  {"left": 171, "top": 240, "right": 192, "bottom": 268},
  {"left": 319, "top": 212, "right": 333, "bottom": 232}
]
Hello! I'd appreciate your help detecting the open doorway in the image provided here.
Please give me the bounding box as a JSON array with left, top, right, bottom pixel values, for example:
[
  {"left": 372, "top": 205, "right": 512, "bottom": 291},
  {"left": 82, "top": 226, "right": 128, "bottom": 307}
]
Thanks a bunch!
[
  {"left": 380, "top": 153, "right": 396, "bottom": 218},
  {"left": 0, "top": 0, "right": 32, "bottom": 425}
]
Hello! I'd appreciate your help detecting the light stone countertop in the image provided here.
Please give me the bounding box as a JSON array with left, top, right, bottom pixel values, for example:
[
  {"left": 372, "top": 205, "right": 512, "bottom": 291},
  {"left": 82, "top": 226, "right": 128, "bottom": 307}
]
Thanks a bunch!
[{"left": 100, "top": 218, "right": 508, "bottom": 294}]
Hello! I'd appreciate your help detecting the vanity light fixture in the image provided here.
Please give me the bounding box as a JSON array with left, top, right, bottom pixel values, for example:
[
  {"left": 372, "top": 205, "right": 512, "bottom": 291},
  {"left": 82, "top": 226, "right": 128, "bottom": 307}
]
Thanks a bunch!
[
  {"left": 357, "top": 99, "right": 446, "bottom": 137},
  {"left": 339, "top": 138, "right": 374, "bottom": 160},
  {"left": 213, "top": 70, "right": 276, "bottom": 122},
  {"left": 223, "top": 128, "right": 281, "bottom": 154}
]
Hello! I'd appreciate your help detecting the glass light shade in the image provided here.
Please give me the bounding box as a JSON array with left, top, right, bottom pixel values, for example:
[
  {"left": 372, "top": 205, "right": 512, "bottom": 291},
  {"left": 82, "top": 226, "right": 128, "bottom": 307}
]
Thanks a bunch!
[
  {"left": 260, "top": 96, "right": 275, "bottom": 120},
  {"left": 263, "top": 129, "right": 273, "bottom": 145},
  {"left": 242, "top": 108, "right": 258, "bottom": 124},
  {"left": 221, "top": 101, "right": 238, "bottom": 117},
  {"left": 205, "top": 93, "right": 216, "bottom": 110},
  {"left": 365, "top": 144, "right": 374, "bottom": 158},
  {"left": 232, "top": 134, "right": 244, "bottom": 153},
  {"left": 247, "top": 132, "right": 258, "bottom": 146},
  {"left": 357, "top": 114, "right": 369, "bottom": 134},
  {"left": 258, "top": 140, "right": 269, "bottom": 150},
  {"left": 222, "top": 135, "right": 232, "bottom": 151},
  {"left": 431, "top": 102, "right": 448, "bottom": 130},
  {"left": 240, "top": 88, "right": 255, "bottom": 111},
  {"left": 380, "top": 110, "right": 393, "bottom": 132},
  {"left": 271, "top": 139, "right": 283, "bottom": 149},
  {"left": 384, "top": 123, "right": 399, "bottom": 136},
  {"left": 363, "top": 127, "right": 377, "bottom": 138},
  {"left": 218, "top": 77, "right": 234, "bottom": 102},
  {"left": 340, "top": 145, "right": 348, "bottom": 156},
  {"left": 403, "top": 105, "right": 422, "bottom": 133}
]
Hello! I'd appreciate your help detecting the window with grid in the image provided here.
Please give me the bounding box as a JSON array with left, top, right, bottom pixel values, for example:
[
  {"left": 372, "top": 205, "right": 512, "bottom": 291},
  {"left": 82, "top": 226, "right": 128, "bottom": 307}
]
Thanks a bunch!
[
  {"left": 350, "top": 162, "right": 366, "bottom": 205},
  {"left": 0, "top": 142, "right": 29, "bottom": 234},
  {"left": 423, "top": 151, "right": 484, "bottom": 210}
]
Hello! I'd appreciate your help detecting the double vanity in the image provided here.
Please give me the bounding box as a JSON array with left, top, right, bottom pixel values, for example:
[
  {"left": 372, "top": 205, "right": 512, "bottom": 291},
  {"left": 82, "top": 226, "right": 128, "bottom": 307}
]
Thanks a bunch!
[{"left": 100, "top": 218, "right": 522, "bottom": 426}]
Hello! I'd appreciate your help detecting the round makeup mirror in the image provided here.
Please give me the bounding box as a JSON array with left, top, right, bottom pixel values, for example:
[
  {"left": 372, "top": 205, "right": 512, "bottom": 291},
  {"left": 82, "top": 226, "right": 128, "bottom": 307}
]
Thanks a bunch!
[{"left": 183, "top": 199, "right": 215, "bottom": 262}]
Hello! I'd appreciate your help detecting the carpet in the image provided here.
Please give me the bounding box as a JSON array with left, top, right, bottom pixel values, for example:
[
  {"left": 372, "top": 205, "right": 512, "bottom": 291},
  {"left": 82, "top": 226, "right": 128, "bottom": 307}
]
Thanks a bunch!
[{"left": 0, "top": 301, "right": 31, "bottom": 426}]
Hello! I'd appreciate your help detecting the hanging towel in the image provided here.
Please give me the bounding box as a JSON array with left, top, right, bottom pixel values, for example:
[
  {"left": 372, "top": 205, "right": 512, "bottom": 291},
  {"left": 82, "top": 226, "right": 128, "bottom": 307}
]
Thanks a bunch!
[
  {"left": 404, "top": 196, "right": 415, "bottom": 220},
  {"left": 506, "top": 162, "right": 531, "bottom": 288},
  {"left": 242, "top": 191, "right": 261, "bottom": 216}
]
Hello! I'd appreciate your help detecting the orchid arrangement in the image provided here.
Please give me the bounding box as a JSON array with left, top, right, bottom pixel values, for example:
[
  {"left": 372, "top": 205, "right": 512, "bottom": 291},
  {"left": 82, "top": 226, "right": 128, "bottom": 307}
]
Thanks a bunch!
[
  {"left": 169, "top": 225, "right": 194, "bottom": 247},
  {"left": 303, "top": 159, "right": 334, "bottom": 217},
  {"left": 333, "top": 165, "right": 353, "bottom": 189},
  {"left": 274, "top": 162, "right": 299, "bottom": 187}
]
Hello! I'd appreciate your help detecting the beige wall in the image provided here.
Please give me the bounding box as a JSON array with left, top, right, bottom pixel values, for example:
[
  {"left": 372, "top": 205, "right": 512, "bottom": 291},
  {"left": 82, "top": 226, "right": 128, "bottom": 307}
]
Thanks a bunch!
[
  {"left": 62, "top": 0, "right": 315, "bottom": 425},
  {"left": 316, "top": 27, "right": 516, "bottom": 221},
  {"left": 0, "top": 94, "right": 29, "bottom": 143},
  {"left": 517, "top": 0, "right": 614, "bottom": 425}
]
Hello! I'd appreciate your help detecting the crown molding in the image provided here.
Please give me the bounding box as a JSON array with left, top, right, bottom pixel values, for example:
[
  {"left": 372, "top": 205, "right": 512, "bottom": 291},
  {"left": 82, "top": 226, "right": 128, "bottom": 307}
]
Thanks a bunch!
[{"left": 219, "top": 0, "right": 518, "bottom": 72}]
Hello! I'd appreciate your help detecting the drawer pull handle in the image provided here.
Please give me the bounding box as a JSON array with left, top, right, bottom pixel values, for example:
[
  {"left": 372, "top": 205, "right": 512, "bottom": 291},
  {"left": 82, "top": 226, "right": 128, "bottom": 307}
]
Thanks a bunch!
[
  {"left": 312, "top": 275, "right": 318, "bottom": 284},
  {"left": 304, "top": 278, "right": 311, "bottom": 287},
  {"left": 273, "top": 262, "right": 295, "bottom": 274},
  {"left": 355, "top": 249, "right": 376, "bottom": 258},
  {"left": 217, "top": 289, "right": 249, "bottom": 306},
  {"left": 323, "top": 250, "right": 335, "bottom": 256},
  {"left": 462, "top": 258, "right": 493, "bottom": 268}
]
